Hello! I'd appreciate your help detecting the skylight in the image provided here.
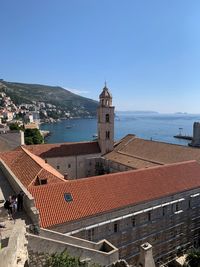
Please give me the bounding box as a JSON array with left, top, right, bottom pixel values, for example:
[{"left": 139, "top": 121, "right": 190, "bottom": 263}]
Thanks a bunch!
[{"left": 64, "top": 193, "right": 73, "bottom": 202}]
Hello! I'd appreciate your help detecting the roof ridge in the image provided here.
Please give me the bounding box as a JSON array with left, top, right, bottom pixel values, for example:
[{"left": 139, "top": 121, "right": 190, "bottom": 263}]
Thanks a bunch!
[
  {"left": 59, "top": 160, "right": 198, "bottom": 184},
  {"left": 117, "top": 150, "right": 164, "bottom": 165},
  {"left": 134, "top": 136, "right": 194, "bottom": 148},
  {"left": 21, "top": 146, "right": 65, "bottom": 181},
  {"left": 24, "top": 140, "right": 98, "bottom": 148}
]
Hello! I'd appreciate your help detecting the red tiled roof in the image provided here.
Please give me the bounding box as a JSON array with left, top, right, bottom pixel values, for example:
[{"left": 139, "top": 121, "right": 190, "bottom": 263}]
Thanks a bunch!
[
  {"left": 106, "top": 134, "right": 200, "bottom": 168},
  {"left": 0, "top": 147, "right": 65, "bottom": 188},
  {"left": 23, "top": 141, "right": 101, "bottom": 158},
  {"left": 29, "top": 160, "right": 200, "bottom": 228}
]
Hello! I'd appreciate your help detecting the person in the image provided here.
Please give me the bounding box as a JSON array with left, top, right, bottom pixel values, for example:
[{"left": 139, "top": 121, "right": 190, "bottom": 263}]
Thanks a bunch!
[
  {"left": 4, "top": 196, "right": 13, "bottom": 220},
  {"left": 11, "top": 195, "right": 17, "bottom": 213},
  {"left": 17, "top": 191, "right": 24, "bottom": 211}
]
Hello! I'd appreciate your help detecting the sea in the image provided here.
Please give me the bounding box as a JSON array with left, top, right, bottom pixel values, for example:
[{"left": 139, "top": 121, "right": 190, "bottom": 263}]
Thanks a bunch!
[{"left": 40, "top": 112, "right": 200, "bottom": 146}]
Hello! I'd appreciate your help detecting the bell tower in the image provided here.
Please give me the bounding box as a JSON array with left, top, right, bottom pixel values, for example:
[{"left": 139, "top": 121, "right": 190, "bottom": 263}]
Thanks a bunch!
[{"left": 98, "top": 83, "right": 114, "bottom": 155}]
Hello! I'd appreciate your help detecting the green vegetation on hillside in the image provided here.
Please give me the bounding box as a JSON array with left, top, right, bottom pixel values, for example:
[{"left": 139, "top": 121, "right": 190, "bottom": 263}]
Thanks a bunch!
[{"left": 0, "top": 81, "right": 98, "bottom": 117}]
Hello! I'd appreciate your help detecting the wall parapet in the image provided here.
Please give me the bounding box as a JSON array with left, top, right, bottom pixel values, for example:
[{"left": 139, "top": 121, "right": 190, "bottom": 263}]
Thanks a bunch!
[
  {"left": 0, "top": 159, "right": 39, "bottom": 225},
  {"left": 0, "top": 220, "right": 28, "bottom": 267},
  {"left": 28, "top": 228, "right": 119, "bottom": 266}
]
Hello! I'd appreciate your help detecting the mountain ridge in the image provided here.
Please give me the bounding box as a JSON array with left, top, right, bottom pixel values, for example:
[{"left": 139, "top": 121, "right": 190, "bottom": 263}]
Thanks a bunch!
[{"left": 0, "top": 80, "right": 98, "bottom": 117}]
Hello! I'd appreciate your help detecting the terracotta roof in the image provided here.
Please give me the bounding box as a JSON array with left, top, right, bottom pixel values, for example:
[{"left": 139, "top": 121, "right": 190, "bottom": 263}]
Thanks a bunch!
[
  {"left": 29, "top": 160, "right": 200, "bottom": 228},
  {"left": 0, "top": 147, "right": 65, "bottom": 188},
  {"left": 106, "top": 135, "right": 200, "bottom": 168},
  {"left": 23, "top": 141, "right": 101, "bottom": 158}
]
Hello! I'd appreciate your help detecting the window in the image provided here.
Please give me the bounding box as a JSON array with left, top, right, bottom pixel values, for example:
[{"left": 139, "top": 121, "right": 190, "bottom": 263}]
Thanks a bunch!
[
  {"left": 175, "top": 203, "right": 179, "bottom": 212},
  {"left": 88, "top": 229, "right": 91, "bottom": 240},
  {"left": 148, "top": 211, "right": 151, "bottom": 221},
  {"left": 68, "top": 164, "right": 71, "bottom": 168},
  {"left": 88, "top": 229, "right": 95, "bottom": 241},
  {"left": 45, "top": 159, "right": 47, "bottom": 163},
  {"left": 162, "top": 206, "right": 166, "bottom": 216},
  {"left": 132, "top": 217, "right": 136, "bottom": 227},
  {"left": 57, "top": 165, "right": 60, "bottom": 170},
  {"left": 106, "top": 114, "right": 109, "bottom": 122},
  {"left": 114, "top": 223, "right": 118, "bottom": 233},
  {"left": 40, "top": 179, "right": 47, "bottom": 185},
  {"left": 64, "top": 193, "right": 73, "bottom": 202},
  {"left": 106, "top": 131, "right": 110, "bottom": 139}
]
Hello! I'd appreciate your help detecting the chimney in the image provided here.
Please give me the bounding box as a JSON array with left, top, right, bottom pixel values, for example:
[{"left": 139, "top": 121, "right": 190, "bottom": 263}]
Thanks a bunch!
[
  {"left": 137, "top": 243, "right": 156, "bottom": 267},
  {"left": 20, "top": 130, "right": 25, "bottom": 145}
]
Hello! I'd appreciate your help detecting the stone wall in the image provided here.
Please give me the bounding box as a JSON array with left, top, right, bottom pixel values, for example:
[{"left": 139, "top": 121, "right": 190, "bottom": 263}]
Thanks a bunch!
[
  {"left": 28, "top": 229, "right": 119, "bottom": 266},
  {"left": 0, "top": 130, "right": 24, "bottom": 152},
  {"left": 191, "top": 122, "right": 200, "bottom": 147},
  {"left": 45, "top": 153, "right": 101, "bottom": 179},
  {"left": 85, "top": 157, "right": 131, "bottom": 177},
  {"left": 50, "top": 188, "right": 200, "bottom": 266},
  {"left": 0, "top": 220, "right": 28, "bottom": 267},
  {"left": 0, "top": 160, "right": 39, "bottom": 225}
]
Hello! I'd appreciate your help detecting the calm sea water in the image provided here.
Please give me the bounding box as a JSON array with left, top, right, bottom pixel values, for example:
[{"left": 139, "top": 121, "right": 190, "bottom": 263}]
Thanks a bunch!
[{"left": 40, "top": 113, "right": 200, "bottom": 146}]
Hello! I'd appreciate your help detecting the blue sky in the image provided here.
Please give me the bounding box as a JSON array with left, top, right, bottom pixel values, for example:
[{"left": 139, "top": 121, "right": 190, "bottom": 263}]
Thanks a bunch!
[{"left": 1, "top": 0, "right": 200, "bottom": 113}]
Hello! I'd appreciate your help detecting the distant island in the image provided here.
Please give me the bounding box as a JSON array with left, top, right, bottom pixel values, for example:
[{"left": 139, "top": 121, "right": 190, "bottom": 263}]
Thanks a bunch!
[{"left": 116, "top": 110, "right": 159, "bottom": 115}]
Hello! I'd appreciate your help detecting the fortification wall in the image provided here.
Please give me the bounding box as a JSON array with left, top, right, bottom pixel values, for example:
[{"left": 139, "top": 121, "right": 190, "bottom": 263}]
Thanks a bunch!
[
  {"left": 28, "top": 231, "right": 119, "bottom": 266},
  {"left": 191, "top": 122, "right": 200, "bottom": 147},
  {"left": 0, "top": 160, "right": 39, "bottom": 225},
  {"left": 0, "top": 220, "right": 28, "bottom": 267}
]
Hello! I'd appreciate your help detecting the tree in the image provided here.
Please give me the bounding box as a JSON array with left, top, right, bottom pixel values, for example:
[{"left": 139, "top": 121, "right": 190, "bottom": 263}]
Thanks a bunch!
[
  {"left": 24, "top": 128, "right": 43, "bottom": 145},
  {"left": 45, "top": 251, "right": 87, "bottom": 267},
  {"left": 185, "top": 249, "right": 200, "bottom": 267},
  {"left": 9, "top": 123, "right": 20, "bottom": 131}
]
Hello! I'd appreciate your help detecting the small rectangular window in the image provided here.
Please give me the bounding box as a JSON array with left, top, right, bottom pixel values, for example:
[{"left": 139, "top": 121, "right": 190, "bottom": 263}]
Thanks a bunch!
[
  {"left": 88, "top": 229, "right": 91, "bottom": 240},
  {"left": 175, "top": 203, "right": 179, "bottom": 212},
  {"left": 132, "top": 217, "right": 136, "bottom": 227},
  {"left": 162, "top": 207, "right": 165, "bottom": 216},
  {"left": 57, "top": 165, "right": 60, "bottom": 170},
  {"left": 68, "top": 164, "right": 71, "bottom": 168},
  {"left": 40, "top": 179, "right": 47, "bottom": 185},
  {"left": 148, "top": 211, "right": 151, "bottom": 221},
  {"left": 106, "top": 114, "right": 110, "bottom": 122},
  {"left": 114, "top": 223, "right": 118, "bottom": 233},
  {"left": 64, "top": 193, "right": 73, "bottom": 202}
]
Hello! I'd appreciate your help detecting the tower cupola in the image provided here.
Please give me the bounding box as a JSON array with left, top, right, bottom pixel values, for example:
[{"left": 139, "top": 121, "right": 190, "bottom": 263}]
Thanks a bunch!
[{"left": 99, "top": 83, "right": 112, "bottom": 107}]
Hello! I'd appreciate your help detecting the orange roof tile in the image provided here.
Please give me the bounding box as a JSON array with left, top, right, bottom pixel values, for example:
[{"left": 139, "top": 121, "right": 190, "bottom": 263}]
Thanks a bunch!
[
  {"left": 23, "top": 141, "right": 101, "bottom": 158},
  {"left": 0, "top": 147, "right": 65, "bottom": 188},
  {"left": 29, "top": 160, "right": 200, "bottom": 228},
  {"left": 106, "top": 135, "right": 200, "bottom": 168}
]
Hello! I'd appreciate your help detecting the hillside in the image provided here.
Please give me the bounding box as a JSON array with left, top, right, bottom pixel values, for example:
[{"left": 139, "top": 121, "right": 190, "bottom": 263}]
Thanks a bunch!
[{"left": 0, "top": 80, "right": 98, "bottom": 117}]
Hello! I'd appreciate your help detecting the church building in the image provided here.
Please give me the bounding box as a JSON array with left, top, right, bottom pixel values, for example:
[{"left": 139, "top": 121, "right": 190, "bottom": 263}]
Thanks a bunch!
[{"left": 0, "top": 85, "right": 200, "bottom": 266}]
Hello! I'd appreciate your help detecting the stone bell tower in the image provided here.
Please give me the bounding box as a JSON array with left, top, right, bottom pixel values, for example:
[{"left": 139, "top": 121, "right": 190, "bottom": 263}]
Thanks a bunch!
[{"left": 98, "top": 83, "right": 114, "bottom": 155}]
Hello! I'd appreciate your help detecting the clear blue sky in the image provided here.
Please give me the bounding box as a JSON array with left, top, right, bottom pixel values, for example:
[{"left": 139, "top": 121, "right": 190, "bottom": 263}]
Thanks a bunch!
[{"left": 1, "top": 0, "right": 200, "bottom": 113}]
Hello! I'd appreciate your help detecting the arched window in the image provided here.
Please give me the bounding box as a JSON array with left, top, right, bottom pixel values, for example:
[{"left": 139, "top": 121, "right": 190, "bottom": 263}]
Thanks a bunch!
[
  {"left": 106, "top": 131, "right": 110, "bottom": 139},
  {"left": 106, "top": 114, "right": 109, "bottom": 122}
]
